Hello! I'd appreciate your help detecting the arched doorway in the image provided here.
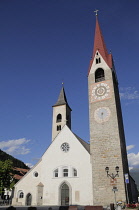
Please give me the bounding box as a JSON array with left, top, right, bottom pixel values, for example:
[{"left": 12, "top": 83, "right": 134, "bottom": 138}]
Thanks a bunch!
[
  {"left": 26, "top": 193, "right": 32, "bottom": 206},
  {"left": 61, "top": 183, "right": 69, "bottom": 206}
]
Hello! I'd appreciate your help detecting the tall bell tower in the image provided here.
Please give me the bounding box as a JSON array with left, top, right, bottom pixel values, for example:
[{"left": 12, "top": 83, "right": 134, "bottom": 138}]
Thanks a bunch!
[{"left": 88, "top": 14, "right": 131, "bottom": 205}]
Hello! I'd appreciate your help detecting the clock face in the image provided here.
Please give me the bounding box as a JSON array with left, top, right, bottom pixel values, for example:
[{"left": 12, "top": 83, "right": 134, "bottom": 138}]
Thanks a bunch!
[
  {"left": 94, "top": 107, "right": 111, "bottom": 123},
  {"left": 61, "top": 142, "right": 70, "bottom": 152},
  {"left": 91, "top": 81, "right": 111, "bottom": 102}
]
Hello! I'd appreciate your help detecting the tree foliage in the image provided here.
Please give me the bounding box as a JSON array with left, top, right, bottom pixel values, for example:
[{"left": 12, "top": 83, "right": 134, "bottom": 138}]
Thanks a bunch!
[{"left": 0, "top": 160, "right": 14, "bottom": 194}]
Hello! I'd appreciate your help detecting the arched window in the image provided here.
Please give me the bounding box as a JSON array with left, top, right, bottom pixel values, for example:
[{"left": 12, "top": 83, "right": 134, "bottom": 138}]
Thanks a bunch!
[
  {"left": 63, "top": 168, "right": 68, "bottom": 177},
  {"left": 53, "top": 166, "right": 77, "bottom": 178},
  {"left": 19, "top": 192, "right": 24, "bottom": 198},
  {"left": 54, "top": 168, "right": 58, "bottom": 177},
  {"left": 95, "top": 68, "right": 105, "bottom": 82},
  {"left": 56, "top": 114, "right": 62, "bottom": 122},
  {"left": 96, "top": 57, "right": 101, "bottom": 64},
  {"left": 57, "top": 125, "right": 61, "bottom": 131},
  {"left": 18, "top": 191, "right": 24, "bottom": 198},
  {"left": 73, "top": 168, "right": 77, "bottom": 177}
]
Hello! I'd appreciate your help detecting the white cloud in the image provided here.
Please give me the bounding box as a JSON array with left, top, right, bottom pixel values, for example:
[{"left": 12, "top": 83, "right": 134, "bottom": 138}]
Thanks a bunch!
[
  {"left": 127, "top": 145, "right": 139, "bottom": 169},
  {"left": 120, "top": 87, "right": 139, "bottom": 100},
  {"left": 129, "top": 167, "right": 133, "bottom": 171},
  {"left": 126, "top": 145, "right": 135, "bottom": 151},
  {"left": 26, "top": 163, "right": 33, "bottom": 168},
  {"left": 127, "top": 152, "right": 139, "bottom": 167},
  {"left": 0, "top": 138, "right": 31, "bottom": 155}
]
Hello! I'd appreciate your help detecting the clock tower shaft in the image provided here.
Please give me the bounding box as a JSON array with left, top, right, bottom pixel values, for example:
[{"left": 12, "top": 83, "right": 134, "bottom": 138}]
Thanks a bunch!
[{"left": 88, "top": 16, "right": 131, "bottom": 205}]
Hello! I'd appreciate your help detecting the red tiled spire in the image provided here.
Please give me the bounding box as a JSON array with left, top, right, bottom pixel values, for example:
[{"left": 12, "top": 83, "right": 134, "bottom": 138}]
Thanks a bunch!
[{"left": 88, "top": 16, "right": 113, "bottom": 75}]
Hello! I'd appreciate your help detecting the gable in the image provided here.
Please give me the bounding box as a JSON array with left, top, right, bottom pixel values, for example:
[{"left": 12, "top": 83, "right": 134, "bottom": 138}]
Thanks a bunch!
[
  {"left": 44, "top": 125, "right": 90, "bottom": 157},
  {"left": 14, "top": 125, "right": 90, "bottom": 187}
]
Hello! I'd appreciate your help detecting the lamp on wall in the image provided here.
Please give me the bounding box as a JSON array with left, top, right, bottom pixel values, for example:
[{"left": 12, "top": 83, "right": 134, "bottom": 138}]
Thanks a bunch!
[
  {"left": 105, "top": 166, "right": 119, "bottom": 205},
  {"left": 105, "top": 166, "right": 119, "bottom": 179}
]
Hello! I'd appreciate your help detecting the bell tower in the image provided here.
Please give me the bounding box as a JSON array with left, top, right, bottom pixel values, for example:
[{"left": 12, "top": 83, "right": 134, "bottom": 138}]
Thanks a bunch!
[
  {"left": 52, "top": 86, "right": 72, "bottom": 141},
  {"left": 88, "top": 14, "right": 131, "bottom": 205}
]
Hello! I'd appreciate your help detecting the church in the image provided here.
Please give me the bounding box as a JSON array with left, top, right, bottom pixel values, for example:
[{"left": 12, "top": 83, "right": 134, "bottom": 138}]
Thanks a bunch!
[{"left": 12, "top": 14, "right": 137, "bottom": 207}]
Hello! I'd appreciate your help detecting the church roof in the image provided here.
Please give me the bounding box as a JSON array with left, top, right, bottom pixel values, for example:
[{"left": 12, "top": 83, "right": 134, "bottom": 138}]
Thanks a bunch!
[
  {"left": 88, "top": 16, "right": 113, "bottom": 75},
  {"left": 73, "top": 133, "right": 90, "bottom": 153},
  {"left": 53, "top": 87, "right": 71, "bottom": 110}
]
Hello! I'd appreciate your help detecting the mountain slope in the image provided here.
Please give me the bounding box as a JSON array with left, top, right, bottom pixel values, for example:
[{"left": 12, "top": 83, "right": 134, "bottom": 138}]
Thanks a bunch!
[
  {"left": 130, "top": 168, "right": 139, "bottom": 190},
  {"left": 0, "top": 149, "right": 29, "bottom": 169}
]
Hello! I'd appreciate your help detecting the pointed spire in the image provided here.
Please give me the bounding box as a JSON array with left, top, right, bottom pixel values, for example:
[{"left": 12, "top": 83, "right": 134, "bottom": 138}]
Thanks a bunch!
[
  {"left": 93, "top": 16, "right": 108, "bottom": 62},
  {"left": 88, "top": 14, "right": 113, "bottom": 74},
  {"left": 53, "top": 86, "right": 71, "bottom": 109}
]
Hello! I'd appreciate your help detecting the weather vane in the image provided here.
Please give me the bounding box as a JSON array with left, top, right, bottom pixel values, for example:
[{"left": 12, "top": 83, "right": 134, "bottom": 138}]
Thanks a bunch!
[{"left": 94, "top": 9, "right": 99, "bottom": 16}]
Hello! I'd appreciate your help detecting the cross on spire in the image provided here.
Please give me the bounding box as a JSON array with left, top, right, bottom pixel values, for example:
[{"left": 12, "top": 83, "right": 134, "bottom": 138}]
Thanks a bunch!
[{"left": 94, "top": 9, "right": 99, "bottom": 16}]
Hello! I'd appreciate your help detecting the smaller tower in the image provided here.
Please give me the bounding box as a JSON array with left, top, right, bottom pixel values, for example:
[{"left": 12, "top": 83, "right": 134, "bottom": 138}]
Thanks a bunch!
[{"left": 52, "top": 86, "right": 72, "bottom": 141}]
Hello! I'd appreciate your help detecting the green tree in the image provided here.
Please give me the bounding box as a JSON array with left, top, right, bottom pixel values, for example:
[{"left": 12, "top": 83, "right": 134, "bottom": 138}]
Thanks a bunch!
[{"left": 0, "top": 160, "right": 14, "bottom": 197}]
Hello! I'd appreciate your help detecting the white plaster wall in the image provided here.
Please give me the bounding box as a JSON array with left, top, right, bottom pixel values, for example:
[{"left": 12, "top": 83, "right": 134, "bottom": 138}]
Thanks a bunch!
[
  {"left": 13, "top": 160, "right": 42, "bottom": 206},
  {"left": 13, "top": 125, "right": 93, "bottom": 206}
]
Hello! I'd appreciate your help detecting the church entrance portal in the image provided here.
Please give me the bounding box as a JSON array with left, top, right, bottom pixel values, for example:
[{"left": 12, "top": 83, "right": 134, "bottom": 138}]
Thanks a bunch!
[
  {"left": 61, "top": 183, "right": 69, "bottom": 206},
  {"left": 26, "top": 193, "right": 32, "bottom": 206}
]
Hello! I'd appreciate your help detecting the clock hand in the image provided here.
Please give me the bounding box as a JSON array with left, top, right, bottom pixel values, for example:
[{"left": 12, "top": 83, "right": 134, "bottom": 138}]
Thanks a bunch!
[{"left": 101, "top": 112, "right": 104, "bottom": 120}]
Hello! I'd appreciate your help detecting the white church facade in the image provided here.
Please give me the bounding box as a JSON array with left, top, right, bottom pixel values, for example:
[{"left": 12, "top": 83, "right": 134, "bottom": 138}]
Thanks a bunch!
[
  {"left": 12, "top": 73, "right": 93, "bottom": 206},
  {"left": 12, "top": 124, "right": 93, "bottom": 206},
  {"left": 12, "top": 15, "right": 137, "bottom": 207}
]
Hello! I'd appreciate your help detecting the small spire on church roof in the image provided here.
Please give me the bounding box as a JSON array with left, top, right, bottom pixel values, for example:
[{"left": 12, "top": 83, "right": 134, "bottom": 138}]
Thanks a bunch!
[
  {"left": 53, "top": 86, "right": 71, "bottom": 110},
  {"left": 54, "top": 86, "right": 67, "bottom": 106}
]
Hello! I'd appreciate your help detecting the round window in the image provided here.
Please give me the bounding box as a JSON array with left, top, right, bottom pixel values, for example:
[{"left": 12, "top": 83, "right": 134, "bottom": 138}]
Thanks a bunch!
[
  {"left": 33, "top": 171, "right": 38, "bottom": 177},
  {"left": 61, "top": 142, "right": 70, "bottom": 152}
]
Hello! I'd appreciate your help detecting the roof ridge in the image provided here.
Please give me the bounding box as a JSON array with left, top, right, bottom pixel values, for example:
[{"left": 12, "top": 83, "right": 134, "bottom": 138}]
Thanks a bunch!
[{"left": 73, "top": 133, "right": 90, "bottom": 153}]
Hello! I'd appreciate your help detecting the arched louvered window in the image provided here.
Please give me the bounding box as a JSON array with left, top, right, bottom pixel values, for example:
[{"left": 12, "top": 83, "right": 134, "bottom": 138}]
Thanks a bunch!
[
  {"left": 96, "top": 57, "right": 101, "bottom": 64},
  {"left": 57, "top": 125, "right": 61, "bottom": 131},
  {"left": 95, "top": 68, "right": 105, "bottom": 83},
  {"left": 56, "top": 114, "right": 62, "bottom": 122}
]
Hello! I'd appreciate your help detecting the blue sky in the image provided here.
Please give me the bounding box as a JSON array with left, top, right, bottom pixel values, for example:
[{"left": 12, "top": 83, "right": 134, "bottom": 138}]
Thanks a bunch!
[{"left": 0, "top": 0, "right": 139, "bottom": 169}]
